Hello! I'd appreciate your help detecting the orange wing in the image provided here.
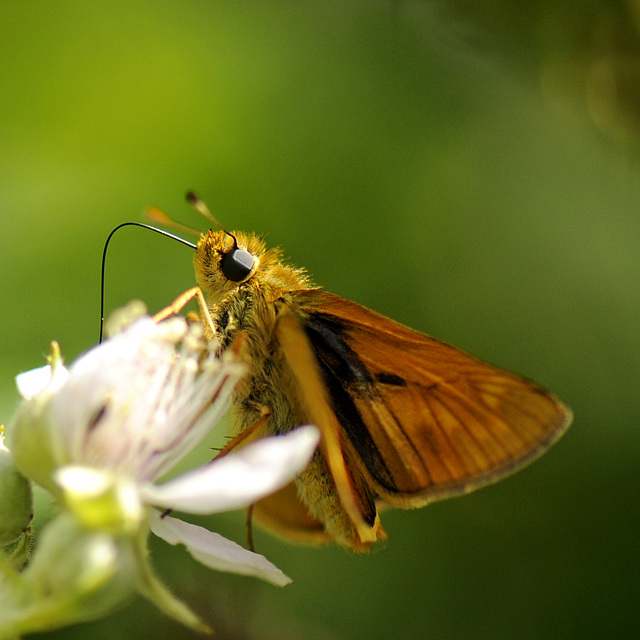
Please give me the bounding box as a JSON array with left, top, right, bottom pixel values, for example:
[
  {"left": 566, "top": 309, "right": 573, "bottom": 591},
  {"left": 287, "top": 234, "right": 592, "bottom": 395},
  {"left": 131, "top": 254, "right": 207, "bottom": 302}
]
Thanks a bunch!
[{"left": 288, "top": 290, "right": 572, "bottom": 508}]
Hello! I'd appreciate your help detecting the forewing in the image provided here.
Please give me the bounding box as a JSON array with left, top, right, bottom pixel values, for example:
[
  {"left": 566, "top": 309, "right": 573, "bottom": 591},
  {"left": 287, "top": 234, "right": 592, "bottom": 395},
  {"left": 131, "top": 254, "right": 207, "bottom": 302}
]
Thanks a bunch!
[
  {"left": 276, "top": 310, "right": 383, "bottom": 547},
  {"left": 292, "top": 291, "right": 572, "bottom": 507}
]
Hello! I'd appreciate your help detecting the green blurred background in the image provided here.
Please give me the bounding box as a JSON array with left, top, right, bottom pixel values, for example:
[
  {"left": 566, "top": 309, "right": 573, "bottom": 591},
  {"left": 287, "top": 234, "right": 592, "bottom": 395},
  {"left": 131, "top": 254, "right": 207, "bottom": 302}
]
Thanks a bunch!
[{"left": 2, "top": 1, "right": 639, "bottom": 638}]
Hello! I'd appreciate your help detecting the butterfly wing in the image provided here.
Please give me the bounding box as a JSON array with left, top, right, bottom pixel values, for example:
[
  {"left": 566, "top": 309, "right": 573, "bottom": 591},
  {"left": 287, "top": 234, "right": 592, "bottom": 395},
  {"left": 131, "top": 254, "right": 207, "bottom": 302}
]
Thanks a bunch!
[
  {"left": 250, "top": 481, "right": 332, "bottom": 544},
  {"left": 285, "top": 290, "right": 572, "bottom": 508}
]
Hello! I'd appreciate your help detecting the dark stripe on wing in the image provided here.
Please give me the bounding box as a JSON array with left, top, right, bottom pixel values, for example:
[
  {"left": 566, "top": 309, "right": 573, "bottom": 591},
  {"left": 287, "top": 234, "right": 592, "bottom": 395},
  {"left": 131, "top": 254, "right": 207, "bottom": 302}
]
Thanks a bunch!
[
  {"left": 375, "top": 372, "right": 407, "bottom": 386},
  {"left": 304, "top": 314, "right": 396, "bottom": 495}
]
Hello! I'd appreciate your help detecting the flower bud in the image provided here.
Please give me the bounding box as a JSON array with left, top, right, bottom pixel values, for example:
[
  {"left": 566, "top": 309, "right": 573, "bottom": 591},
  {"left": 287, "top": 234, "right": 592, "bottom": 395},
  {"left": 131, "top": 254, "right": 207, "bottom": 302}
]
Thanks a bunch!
[
  {"left": 0, "top": 439, "right": 33, "bottom": 546},
  {"left": 0, "top": 513, "right": 139, "bottom": 638}
]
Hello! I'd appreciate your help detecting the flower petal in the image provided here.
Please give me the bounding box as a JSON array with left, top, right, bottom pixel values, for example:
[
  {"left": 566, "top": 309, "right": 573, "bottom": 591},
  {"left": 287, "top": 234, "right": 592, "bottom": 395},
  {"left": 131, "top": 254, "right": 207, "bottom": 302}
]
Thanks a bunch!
[
  {"left": 140, "top": 425, "right": 319, "bottom": 514},
  {"left": 16, "top": 363, "right": 69, "bottom": 400},
  {"left": 149, "top": 511, "right": 291, "bottom": 586}
]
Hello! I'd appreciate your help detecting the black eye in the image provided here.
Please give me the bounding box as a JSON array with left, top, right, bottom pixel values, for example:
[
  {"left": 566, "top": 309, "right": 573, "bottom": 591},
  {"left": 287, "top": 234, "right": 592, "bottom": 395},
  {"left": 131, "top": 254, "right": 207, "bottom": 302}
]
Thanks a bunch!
[{"left": 221, "top": 248, "right": 255, "bottom": 282}]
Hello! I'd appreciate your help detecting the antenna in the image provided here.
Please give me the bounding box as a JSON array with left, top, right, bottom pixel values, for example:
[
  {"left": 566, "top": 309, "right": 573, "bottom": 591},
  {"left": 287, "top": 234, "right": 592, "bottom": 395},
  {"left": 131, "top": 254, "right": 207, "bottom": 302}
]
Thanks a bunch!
[
  {"left": 144, "top": 205, "right": 200, "bottom": 238},
  {"left": 185, "top": 191, "right": 239, "bottom": 249},
  {"left": 99, "top": 222, "right": 196, "bottom": 343}
]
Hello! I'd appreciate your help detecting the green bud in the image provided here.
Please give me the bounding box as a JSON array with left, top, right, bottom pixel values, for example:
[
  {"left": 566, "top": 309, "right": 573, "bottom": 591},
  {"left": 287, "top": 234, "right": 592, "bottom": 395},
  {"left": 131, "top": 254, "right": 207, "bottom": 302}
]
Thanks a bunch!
[
  {"left": 0, "top": 441, "right": 33, "bottom": 546},
  {"left": 0, "top": 513, "right": 139, "bottom": 638}
]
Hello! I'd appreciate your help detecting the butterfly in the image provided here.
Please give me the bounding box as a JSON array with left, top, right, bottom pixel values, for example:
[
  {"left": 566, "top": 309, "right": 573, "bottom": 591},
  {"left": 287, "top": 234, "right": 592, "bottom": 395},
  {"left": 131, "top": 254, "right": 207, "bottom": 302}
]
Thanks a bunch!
[{"left": 152, "top": 193, "right": 572, "bottom": 551}]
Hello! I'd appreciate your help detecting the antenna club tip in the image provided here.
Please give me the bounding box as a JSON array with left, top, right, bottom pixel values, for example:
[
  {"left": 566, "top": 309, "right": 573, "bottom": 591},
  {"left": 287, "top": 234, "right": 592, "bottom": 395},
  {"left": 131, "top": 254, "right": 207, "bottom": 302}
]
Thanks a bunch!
[{"left": 184, "top": 191, "right": 222, "bottom": 230}]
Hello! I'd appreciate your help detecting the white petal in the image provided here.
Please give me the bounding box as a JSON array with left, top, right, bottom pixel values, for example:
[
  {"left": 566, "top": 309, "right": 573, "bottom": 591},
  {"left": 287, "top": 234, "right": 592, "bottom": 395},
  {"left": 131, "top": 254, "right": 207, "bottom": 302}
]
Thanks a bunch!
[
  {"left": 16, "top": 364, "right": 69, "bottom": 399},
  {"left": 150, "top": 511, "right": 291, "bottom": 586},
  {"left": 140, "top": 425, "right": 320, "bottom": 514},
  {"left": 54, "top": 465, "right": 114, "bottom": 496}
]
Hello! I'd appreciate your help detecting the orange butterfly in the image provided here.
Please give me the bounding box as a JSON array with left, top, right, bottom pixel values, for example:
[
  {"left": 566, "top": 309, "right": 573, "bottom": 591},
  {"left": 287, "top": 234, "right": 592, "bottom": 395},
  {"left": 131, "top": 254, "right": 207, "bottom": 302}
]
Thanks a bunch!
[{"left": 154, "top": 193, "right": 572, "bottom": 551}]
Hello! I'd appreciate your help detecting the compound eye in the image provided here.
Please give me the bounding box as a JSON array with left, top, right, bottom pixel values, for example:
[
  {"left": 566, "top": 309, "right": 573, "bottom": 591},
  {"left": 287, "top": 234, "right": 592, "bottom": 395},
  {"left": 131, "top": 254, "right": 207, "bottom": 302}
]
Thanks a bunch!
[{"left": 221, "top": 248, "right": 255, "bottom": 282}]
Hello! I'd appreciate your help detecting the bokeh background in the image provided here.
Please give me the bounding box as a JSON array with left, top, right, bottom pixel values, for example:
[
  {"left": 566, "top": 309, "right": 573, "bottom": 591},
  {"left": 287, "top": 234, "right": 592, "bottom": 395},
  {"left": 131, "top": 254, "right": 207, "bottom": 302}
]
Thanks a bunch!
[{"left": 2, "top": 1, "right": 639, "bottom": 638}]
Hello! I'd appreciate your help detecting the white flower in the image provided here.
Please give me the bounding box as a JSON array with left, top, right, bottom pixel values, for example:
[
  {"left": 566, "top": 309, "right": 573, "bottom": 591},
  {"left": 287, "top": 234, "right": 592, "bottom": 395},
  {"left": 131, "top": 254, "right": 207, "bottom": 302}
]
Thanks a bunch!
[{"left": 8, "top": 312, "right": 320, "bottom": 590}]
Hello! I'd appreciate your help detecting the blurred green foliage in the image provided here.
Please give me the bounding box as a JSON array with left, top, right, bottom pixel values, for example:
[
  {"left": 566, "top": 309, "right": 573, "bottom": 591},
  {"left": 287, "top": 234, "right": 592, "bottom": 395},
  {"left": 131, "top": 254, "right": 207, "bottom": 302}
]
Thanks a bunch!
[{"left": 1, "top": 1, "right": 639, "bottom": 638}]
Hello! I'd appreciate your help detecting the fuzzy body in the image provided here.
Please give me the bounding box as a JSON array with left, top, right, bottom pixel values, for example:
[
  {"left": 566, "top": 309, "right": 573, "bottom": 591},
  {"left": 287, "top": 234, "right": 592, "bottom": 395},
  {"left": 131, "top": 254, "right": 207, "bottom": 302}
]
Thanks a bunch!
[{"left": 194, "top": 230, "right": 360, "bottom": 547}]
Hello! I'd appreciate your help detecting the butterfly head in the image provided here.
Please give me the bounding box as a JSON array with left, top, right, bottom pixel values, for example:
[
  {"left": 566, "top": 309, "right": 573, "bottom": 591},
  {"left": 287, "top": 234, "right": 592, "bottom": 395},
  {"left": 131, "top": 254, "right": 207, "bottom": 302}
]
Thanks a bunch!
[
  {"left": 194, "top": 229, "right": 263, "bottom": 298},
  {"left": 194, "top": 227, "right": 315, "bottom": 307}
]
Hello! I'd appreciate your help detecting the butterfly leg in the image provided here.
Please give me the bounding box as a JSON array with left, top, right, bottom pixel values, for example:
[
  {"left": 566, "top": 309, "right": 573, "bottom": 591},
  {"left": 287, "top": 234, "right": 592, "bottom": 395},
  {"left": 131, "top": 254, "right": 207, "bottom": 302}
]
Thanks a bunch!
[
  {"left": 152, "top": 286, "right": 216, "bottom": 335},
  {"left": 214, "top": 411, "right": 271, "bottom": 459},
  {"left": 206, "top": 411, "right": 270, "bottom": 551}
]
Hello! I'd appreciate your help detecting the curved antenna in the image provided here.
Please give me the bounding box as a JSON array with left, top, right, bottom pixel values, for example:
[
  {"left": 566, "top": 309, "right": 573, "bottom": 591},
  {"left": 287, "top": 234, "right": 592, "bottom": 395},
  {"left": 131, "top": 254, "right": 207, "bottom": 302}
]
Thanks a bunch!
[
  {"left": 100, "top": 222, "right": 196, "bottom": 343},
  {"left": 186, "top": 191, "right": 239, "bottom": 248}
]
